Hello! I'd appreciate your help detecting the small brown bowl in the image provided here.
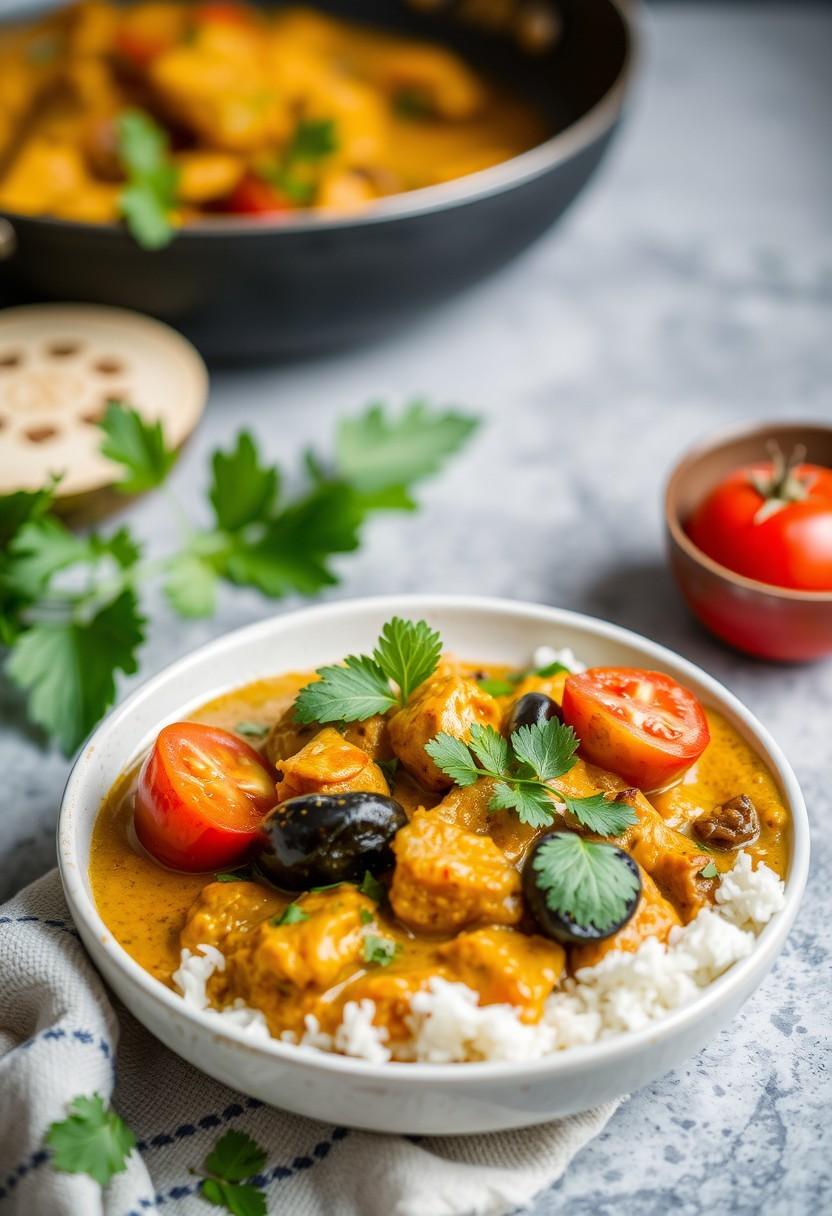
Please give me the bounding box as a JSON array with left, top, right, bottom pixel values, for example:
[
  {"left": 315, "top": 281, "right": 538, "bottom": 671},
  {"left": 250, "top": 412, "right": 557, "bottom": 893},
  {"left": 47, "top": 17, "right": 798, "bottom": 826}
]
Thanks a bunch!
[{"left": 665, "top": 420, "right": 832, "bottom": 661}]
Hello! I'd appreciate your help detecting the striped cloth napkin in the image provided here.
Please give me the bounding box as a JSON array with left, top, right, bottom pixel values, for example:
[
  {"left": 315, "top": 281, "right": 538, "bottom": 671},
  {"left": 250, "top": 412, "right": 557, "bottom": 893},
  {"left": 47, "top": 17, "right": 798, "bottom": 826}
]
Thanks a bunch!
[{"left": 0, "top": 871, "right": 617, "bottom": 1216}]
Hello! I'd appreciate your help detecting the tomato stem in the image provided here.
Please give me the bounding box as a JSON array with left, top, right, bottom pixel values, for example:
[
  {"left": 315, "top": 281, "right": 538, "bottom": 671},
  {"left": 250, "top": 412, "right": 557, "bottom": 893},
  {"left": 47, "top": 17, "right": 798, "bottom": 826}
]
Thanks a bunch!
[{"left": 749, "top": 441, "right": 813, "bottom": 524}]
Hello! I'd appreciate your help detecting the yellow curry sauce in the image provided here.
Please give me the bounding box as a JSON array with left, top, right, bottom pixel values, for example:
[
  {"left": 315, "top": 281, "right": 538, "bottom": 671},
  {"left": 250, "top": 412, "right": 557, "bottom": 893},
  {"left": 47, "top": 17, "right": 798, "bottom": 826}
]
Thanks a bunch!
[
  {"left": 89, "top": 659, "right": 790, "bottom": 1048},
  {"left": 0, "top": 2, "right": 548, "bottom": 225}
]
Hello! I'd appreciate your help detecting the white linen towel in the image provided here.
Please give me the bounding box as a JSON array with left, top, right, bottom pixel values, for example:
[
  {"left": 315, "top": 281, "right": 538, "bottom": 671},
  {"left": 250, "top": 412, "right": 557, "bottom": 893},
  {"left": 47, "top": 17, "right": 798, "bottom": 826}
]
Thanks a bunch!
[{"left": 0, "top": 872, "right": 618, "bottom": 1216}]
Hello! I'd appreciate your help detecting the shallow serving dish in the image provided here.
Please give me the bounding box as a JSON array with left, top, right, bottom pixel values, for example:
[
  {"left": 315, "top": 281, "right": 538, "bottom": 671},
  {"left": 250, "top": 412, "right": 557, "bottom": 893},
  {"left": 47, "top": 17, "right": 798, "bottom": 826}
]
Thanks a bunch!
[
  {"left": 0, "top": 0, "right": 637, "bottom": 359},
  {"left": 58, "top": 595, "right": 808, "bottom": 1133}
]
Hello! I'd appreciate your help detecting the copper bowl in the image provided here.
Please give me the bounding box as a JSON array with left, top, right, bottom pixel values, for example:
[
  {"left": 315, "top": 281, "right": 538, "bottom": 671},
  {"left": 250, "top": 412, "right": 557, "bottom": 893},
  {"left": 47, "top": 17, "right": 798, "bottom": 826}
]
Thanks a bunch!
[{"left": 665, "top": 421, "right": 832, "bottom": 662}]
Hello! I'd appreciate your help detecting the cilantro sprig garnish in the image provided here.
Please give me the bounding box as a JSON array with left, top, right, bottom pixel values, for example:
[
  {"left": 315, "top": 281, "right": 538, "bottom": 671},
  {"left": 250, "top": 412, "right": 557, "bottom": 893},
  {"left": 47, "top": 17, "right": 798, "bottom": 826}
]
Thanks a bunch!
[
  {"left": 0, "top": 400, "right": 477, "bottom": 754},
  {"left": 532, "top": 833, "right": 642, "bottom": 933},
  {"left": 476, "top": 658, "right": 571, "bottom": 698},
  {"left": 46, "top": 1093, "right": 136, "bottom": 1186},
  {"left": 273, "top": 901, "right": 308, "bottom": 925},
  {"left": 260, "top": 117, "right": 338, "bottom": 204},
  {"left": 294, "top": 617, "right": 442, "bottom": 724},
  {"left": 426, "top": 720, "right": 638, "bottom": 832},
  {"left": 199, "top": 1130, "right": 268, "bottom": 1215},
  {"left": 116, "top": 109, "right": 179, "bottom": 250}
]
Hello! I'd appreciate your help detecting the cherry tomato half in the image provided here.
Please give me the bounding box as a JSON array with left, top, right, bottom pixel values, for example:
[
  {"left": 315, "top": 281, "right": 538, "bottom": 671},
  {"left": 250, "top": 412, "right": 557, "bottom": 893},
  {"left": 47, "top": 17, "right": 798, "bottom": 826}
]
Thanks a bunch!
[
  {"left": 561, "top": 668, "right": 710, "bottom": 793},
  {"left": 687, "top": 457, "right": 832, "bottom": 591},
  {"left": 225, "top": 174, "right": 292, "bottom": 217},
  {"left": 134, "top": 722, "right": 276, "bottom": 871}
]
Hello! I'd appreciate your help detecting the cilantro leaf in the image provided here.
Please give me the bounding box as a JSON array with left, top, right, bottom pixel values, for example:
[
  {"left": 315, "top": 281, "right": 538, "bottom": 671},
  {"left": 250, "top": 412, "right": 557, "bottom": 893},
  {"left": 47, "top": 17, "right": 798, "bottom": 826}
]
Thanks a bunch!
[
  {"left": 205, "top": 1129, "right": 268, "bottom": 1184},
  {"left": 510, "top": 718, "right": 579, "bottom": 782},
  {"left": 201, "top": 1178, "right": 267, "bottom": 1216},
  {"left": 700, "top": 860, "right": 719, "bottom": 879},
  {"left": 423, "top": 732, "right": 481, "bottom": 786},
  {"left": 164, "top": 553, "right": 218, "bottom": 618},
  {"left": 46, "top": 1093, "right": 135, "bottom": 1186},
  {"left": 359, "top": 870, "right": 385, "bottom": 903},
  {"left": 532, "top": 833, "right": 642, "bottom": 932},
  {"left": 372, "top": 617, "right": 441, "bottom": 703},
  {"left": 99, "top": 401, "right": 176, "bottom": 493},
  {"left": 117, "top": 109, "right": 178, "bottom": 249},
  {"left": 235, "top": 721, "right": 269, "bottom": 739},
  {"left": 286, "top": 117, "right": 338, "bottom": 162},
  {"left": 294, "top": 654, "right": 396, "bottom": 724},
  {"left": 489, "top": 781, "right": 555, "bottom": 828},
  {"left": 563, "top": 792, "right": 638, "bottom": 837},
  {"left": 363, "top": 934, "right": 399, "bottom": 966},
  {"left": 335, "top": 400, "right": 479, "bottom": 494},
  {"left": 535, "top": 660, "right": 570, "bottom": 677},
  {"left": 91, "top": 526, "right": 142, "bottom": 570},
  {"left": 273, "top": 902, "right": 308, "bottom": 926},
  {"left": 359, "top": 907, "right": 374, "bottom": 925},
  {"left": 467, "top": 722, "right": 510, "bottom": 775},
  {"left": 215, "top": 870, "right": 251, "bottom": 882},
  {"left": 6, "top": 590, "right": 144, "bottom": 754},
  {"left": 476, "top": 676, "right": 515, "bottom": 696},
  {"left": 209, "top": 432, "right": 279, "bottom": 532},
  {"left": 6, "top": 518, "right": 92, "bottom": 598}
]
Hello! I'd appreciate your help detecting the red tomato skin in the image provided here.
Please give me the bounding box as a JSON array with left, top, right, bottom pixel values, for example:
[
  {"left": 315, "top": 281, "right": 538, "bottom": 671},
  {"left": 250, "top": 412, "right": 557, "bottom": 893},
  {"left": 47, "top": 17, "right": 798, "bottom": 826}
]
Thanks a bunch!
[
  {"left": 194, "top": 2, "right": 254, "bottom": 24},
  {"left": 134, "top": 723, "right": 275, "bottom": 872},
  {"left": 687, "top": 462, "right": 832, "bottom": 591},
  {"left": 561, "top": 669, "right": 710, "bottom": 793},
  {"left": 115, "top": 29, "right": 174, "bottom": 67},
  {"left": 226, "top": 175, "right": 292, "bottom": 217}
]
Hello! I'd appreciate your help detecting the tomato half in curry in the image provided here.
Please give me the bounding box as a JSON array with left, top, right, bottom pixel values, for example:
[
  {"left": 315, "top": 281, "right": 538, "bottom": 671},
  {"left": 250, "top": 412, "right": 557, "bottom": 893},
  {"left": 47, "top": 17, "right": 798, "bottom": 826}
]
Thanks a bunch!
[{"left": 90, "top": 653, "right": 791, "bottom": 1052}]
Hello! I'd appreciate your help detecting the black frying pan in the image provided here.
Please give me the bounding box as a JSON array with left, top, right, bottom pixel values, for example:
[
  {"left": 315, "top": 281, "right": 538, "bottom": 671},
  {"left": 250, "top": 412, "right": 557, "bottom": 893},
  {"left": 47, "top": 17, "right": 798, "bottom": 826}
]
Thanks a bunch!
[{"left": 0, "top": 0, "right": 638, "bottom": 359}]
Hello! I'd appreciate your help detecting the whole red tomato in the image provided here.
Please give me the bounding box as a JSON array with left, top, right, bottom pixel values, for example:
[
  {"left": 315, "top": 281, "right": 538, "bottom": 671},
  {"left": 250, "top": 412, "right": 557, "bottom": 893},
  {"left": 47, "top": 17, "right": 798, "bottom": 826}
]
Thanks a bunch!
[{"left": 687, "top": 447, "right": 832, "bottom": 591}]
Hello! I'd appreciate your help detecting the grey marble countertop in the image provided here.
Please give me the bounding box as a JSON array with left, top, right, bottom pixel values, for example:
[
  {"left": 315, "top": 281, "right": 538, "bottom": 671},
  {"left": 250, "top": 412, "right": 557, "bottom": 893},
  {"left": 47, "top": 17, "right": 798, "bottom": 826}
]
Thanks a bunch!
[{"left": 2, "top": 2, "right": 830, "bottom": 1212}]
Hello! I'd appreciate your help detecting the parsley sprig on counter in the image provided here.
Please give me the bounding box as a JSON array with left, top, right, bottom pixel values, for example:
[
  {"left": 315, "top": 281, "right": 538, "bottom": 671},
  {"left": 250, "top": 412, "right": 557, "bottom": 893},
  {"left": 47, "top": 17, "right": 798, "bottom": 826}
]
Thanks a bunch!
[
  {"left": 294, "top": 617, "right": 442, "bottom": 723},
  {"left": 426, "top": 719, "right": 638, "bottom": 834},
  {"left": 0, "top": 400, "right": 477, "bottom": 755}
]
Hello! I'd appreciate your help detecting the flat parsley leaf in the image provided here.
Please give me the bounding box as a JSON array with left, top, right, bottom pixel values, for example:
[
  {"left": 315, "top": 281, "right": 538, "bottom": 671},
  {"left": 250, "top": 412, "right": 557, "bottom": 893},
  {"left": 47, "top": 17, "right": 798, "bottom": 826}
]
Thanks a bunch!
[
  {"left": 6, "top": 589, "right": 144, "bottom": 754},
  {"left": 235, "top": 721, "right": 269, "bottom": 740},
  {"left": 46, "top": 1093, "right": 135, "bottom": 1186},
  {"left": 294, "top": 654, "right": 396, "bottom": 724},
  {"left": 99, "top": 401, "right": 177, "bottom": 493},
  {"left": 164, "top": 553, "right": 218, "bottom": 619},
  {"left": 532, "top": 833, "right": 641, "bottom": 932},
  {"left": 335, "top": 400, "right": 479, "bottom": 494},
  {"left": 427, "top": 718, "right": 581, "bottom": 827},
  {"left": 201, "top": 1129, "right": 268, "bottom": 1216},
  {"left": 209, "top": 432, "right": 279, "bottom": 532},
  {"left": 373, "top": 616, "right": 441, "bottom": 703},
  {"left": 423, "top": 732, "right": 481, "bottom": 787},
  {"left": 562, "top": 792, "right": 638, "bottom": 837},
  {"left": 467, "top": 722, "right": 510, "bottom": 774},
  {"left": 363, "top": 933, "right": 399, "bottom": 966},
  {"left": 201, "top": 1178, "right": 266, "bottom": 1216},
  {"left": 117, "top": 109, "right": 179, "bottom": 250},
  {"left": 510, "top": 718, "right": 579, "bottom": 782},
  {"left": 476, "top": 676, "right": 515, "bottom": 696}
]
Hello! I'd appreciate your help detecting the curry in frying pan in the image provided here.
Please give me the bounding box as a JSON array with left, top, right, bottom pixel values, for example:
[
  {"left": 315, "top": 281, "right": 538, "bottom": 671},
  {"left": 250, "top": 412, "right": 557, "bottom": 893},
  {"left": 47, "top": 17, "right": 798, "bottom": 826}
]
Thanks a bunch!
[{"left": 0, "top": 2, "right": 548, "bottom": 236}]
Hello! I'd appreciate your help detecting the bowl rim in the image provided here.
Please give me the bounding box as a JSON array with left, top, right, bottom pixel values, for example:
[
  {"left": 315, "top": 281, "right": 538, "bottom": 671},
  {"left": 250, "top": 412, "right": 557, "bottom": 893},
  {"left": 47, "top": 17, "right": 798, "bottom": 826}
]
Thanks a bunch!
[
  {"left": 0, "top": 0, "right": 639, "bottom": 242},
  {"left": 58, "top": 593, "right": 809, "bottom": 1085},
  {"left": 665, "top": 417, "right": 832, "bottom": 604}
]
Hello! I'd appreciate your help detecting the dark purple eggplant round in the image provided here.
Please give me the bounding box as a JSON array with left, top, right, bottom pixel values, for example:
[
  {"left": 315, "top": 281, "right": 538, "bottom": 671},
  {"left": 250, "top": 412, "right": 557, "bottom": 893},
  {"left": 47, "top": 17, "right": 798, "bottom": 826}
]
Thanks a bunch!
[
  {"left": 256, "top": 791, "right": 407, "bottom": 890},
  {"left": 523, "top": 835, "right": 642, "bottom": 945},
  {"left": 506, "top": 691, "right": 563, "bottom": 735}
]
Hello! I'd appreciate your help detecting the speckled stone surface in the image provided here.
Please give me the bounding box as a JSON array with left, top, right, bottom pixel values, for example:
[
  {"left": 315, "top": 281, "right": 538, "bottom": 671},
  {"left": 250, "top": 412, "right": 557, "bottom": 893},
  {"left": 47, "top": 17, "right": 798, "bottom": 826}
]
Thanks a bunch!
[{"left": 1, "top": 2, "right": 831, "bottom": 1211}]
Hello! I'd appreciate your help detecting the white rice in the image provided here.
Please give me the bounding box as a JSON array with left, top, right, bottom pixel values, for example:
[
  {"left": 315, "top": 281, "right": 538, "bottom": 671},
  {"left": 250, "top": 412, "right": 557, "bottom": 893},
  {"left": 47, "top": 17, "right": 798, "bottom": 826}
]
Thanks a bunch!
[{"left": 173, "top": 851, "right": 785, "bottom": 1065}]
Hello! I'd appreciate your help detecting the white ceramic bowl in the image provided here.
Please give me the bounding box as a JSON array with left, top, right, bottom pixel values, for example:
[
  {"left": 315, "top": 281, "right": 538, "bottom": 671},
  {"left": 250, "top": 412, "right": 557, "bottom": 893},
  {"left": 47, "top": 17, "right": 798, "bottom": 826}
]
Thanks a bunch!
[{"left": 58, "top": 596, "right": 809, "bottom": 1134}]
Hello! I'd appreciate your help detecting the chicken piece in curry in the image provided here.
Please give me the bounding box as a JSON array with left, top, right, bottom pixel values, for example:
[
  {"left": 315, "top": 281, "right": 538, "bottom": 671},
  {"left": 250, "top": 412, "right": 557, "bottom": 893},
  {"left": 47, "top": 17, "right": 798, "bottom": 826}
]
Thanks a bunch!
[
  {"left": 89, "top": 619, "right": 790, "bottom": 1057},
  {"left": 0, "top": 1, "right": 548, "bottom": 235}
]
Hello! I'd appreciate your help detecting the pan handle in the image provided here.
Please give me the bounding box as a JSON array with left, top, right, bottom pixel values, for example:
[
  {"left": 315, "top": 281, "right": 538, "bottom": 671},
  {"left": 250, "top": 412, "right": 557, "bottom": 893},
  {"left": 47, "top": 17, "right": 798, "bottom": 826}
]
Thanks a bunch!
[{"left": 0, "top": 218, "right": 17, "bottom": 261}]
